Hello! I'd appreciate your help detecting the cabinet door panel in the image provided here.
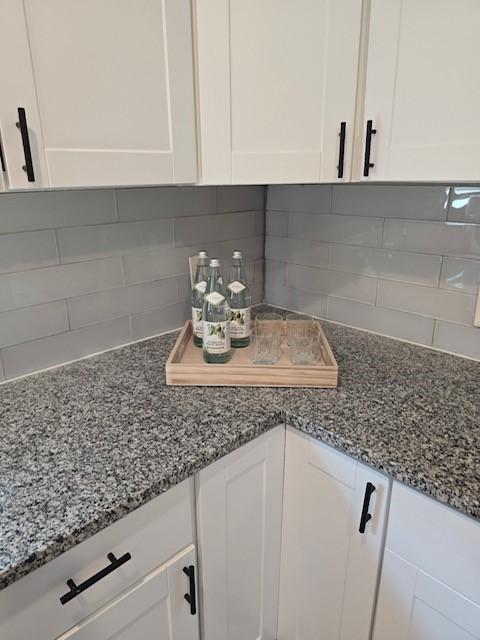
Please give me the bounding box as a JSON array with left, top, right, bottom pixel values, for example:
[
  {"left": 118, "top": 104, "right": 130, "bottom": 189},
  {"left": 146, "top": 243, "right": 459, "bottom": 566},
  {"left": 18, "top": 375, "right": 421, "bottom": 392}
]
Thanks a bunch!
[
  {"left": 196, "top": 0, "right": 362, "bottom": 184},
  {"left": 364, "top": 0, "right": 480, "bottom": 181},
  {"left": 374, "top": 551, "right": 480, "bottom": 640},
  {"left": 278, "top": 428, "right": 389, "bottom": 640},
  {"left": 0, "top": 0, "right": 48, "bottom": 189},
  {"left": 20, "top": 0, "right": 196, "bottom": 187},
  {"left": 196, "top": 426, "right": 285, "bottom": 640},
  {"left": 60, "top": 546, "right": 199, "bottom": 640}
]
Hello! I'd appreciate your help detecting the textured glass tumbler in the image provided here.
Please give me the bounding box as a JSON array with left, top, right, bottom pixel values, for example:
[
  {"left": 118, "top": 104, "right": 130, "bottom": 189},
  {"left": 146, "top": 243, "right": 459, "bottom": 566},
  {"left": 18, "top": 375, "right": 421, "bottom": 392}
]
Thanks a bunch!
[
  {"left": 252, "top": 313, "right": 282, "bottom": 364},
  {"left": 289, "top": 320, "right": 320, "bottom": 365}
]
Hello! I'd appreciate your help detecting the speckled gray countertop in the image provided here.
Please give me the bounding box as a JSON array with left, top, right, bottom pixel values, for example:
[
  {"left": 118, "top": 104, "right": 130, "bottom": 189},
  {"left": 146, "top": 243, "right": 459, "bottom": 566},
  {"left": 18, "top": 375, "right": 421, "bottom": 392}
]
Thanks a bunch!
[{"left": 1, "top": 305, "right": 479, "bottom": 592}]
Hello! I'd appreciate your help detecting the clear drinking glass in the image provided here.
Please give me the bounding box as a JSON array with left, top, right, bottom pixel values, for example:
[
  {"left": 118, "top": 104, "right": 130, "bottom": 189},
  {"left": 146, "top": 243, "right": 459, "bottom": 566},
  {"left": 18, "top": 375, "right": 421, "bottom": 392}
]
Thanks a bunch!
[
  {"left": 252, "top": 312, "right": 282, "bottom": 364},
  {"left": 289, "top": 319, "right": 321, "bottom": 365}
]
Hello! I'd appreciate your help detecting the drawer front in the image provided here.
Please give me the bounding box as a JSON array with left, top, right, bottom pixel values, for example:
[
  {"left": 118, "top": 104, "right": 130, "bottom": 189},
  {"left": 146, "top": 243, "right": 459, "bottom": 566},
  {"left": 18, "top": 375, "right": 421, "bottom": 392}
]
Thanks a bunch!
[
  {"left": 0, "top": 479, "right": 194, "bottom": 640},
  {"left": 386, "top": 482, "right": 480, "bottom": 606}
]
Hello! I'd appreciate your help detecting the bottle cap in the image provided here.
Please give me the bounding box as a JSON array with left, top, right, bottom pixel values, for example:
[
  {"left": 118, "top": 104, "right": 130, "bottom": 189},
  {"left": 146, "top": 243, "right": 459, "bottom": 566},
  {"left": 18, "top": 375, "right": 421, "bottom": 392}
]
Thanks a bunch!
[
  {"left": 198, "top": 250, "right": 208, "bottom": 258},
  {"left": 209, "top": 258, "right": 220, "bottom": 267},
  {"left": 233, "top": 250, "right": 242, "bottom": 259}
]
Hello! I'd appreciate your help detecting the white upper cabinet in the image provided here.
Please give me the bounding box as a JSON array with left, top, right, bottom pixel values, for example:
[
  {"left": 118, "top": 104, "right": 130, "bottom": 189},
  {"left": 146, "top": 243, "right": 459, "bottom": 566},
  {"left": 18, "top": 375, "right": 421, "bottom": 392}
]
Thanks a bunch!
[
  {"left": 362, "top": 0, "right": 480, "bottom": 182},
  {"left": 0, "top": 0, "right": 197, "bottom": 189},
  {"left": 195, "top": 0, "right": 363, "bottom": 185},
  {"left": 278, "top": 428, "right": 390, "bottom": 640}
]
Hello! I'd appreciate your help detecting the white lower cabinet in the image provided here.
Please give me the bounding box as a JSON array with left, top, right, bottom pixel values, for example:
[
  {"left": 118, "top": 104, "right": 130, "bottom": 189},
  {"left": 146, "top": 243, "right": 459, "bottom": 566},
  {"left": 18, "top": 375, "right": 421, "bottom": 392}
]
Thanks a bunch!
[
  {"left": 373, "top": 482, "right": 480, "bottom": 640},
  {"left": 59, "top": 545, "right": 199, "bottom": 640},
  {"left": 196, "top": 426, "right": 285, "bottom": 640},
  {"left": 278, "top": 427, "right": 390, "bottom": 640},
  {"left": 0, "top": 479, "right": 197, "bottom": 640}
]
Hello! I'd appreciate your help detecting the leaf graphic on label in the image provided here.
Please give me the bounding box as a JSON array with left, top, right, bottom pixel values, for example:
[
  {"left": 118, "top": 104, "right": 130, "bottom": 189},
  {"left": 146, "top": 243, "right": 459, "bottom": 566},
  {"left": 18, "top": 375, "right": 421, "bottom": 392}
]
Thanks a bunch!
[
  {"left": 205, "top": 291, "right": 225, "bottom": 305},
  {"left": 228, "top": 281, "right": 246, "bottom": 294}
]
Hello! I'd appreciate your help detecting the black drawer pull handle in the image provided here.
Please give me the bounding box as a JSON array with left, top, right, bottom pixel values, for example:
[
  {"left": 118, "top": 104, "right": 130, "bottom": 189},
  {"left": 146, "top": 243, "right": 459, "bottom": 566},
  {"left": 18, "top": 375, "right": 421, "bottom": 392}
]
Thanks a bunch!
[
  {"left": 363, "top": 119, "right": 377, "bottom": 177},
  {"left": 183, "top": 565, "right": 197, "bottom": 615},
  {"left": 15, "top": 107, "right": 35, "bottom": 182},
  {"left": 359, "top": 482, "right": 376, "bottom": 533},
  {"left": 337, "top": 121, "right": 346, "bottom": 179},
  {"left": 60, "top": 552, "right": 132, "bottom": 605}
]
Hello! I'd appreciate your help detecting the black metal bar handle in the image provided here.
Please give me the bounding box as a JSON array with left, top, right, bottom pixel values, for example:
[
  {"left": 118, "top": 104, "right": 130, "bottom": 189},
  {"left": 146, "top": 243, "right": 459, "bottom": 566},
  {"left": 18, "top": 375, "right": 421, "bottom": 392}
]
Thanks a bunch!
[
  {"left": 363, "top": 119, "right": 377, "bottom": 177},
  {"left": 60, "top": 552, "right": 132, "bottom": 605},
  {"left": 16, "top": 107, "right": 35, "bottom": 182},
  {"left": 359, "top": 482, "right": 376, "bottom": 533},
  {"left": 337, "top": 121, "right": 346, "bottom": 179},
  {"left": 0, "top": 139, "right": 6, "bottom": 173},
  {"left": 183, "top": 565, "right": 197, "bottom": 615}
]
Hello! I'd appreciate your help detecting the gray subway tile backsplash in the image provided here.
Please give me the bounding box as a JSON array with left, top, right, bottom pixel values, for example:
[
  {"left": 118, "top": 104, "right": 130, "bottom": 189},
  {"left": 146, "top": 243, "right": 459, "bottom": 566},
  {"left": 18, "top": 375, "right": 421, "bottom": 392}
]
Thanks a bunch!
[
  {"left": 67, "top": 279, "right": 178, "bottom": 329},
  {"left": 117, "top": 186, "right": 217, "bottom": 222},
  {"left": 0, "top": 301, "right": 68, "bottom": 349},
  {"left": 289, "top": 213, "right": 383, "bottom": 247},
  {"left": 0, "top": 186, "right": 264, "bottom": 380},
  {"left": 0, "top": 189, "right": 117, "bottom": 234},
  {"left": 1, "top": 317, "right": 132, "bottom": 379},
  {"left": 1, "top": 181, "right": 480, "bottom": 378},
  {"left": 0, "top": 258, "right": 123, "bottom": 312},
  {"left": 439, "top": 257, "right": 480, "bottom": 294},
  {"left": 327, "top": 297, "right": 435, "bottom": 345},
  {"left": 0, "top": 230, "right": 59, "bottom": 275},
  {"left": 57, "top": 219, "right": 175, "bottom": 262},
  {"left": 383, "top": 218, "right": 480, "bottom": 258},
  {"left": 265, "top": 183, "right": 480, "bottom": 360},
  {"left": 331, "top": 184, "right": 449, "bottom": 220}
]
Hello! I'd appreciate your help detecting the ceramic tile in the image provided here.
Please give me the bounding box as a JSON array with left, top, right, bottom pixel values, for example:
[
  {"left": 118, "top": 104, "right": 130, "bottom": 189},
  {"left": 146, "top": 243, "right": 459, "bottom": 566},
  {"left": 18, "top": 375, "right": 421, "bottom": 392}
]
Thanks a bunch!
[
  {"left": 0, "top": 189, "right": 116, "bottom": 233},
  {"left": 117, "top": 186, "right": 216, "bottom": 221},
  {"left": 1, "top": 317, "right": 131, "bottom": 379},
  {"left": 130, "top": 301, "right": 189, "bottom": 340},
  {"left": 383, "top": 219, "right": 480, "bottom": 258},
  {"left": 327, "top": 297, "right": 434, "bottom": 345},
  {"left": 0, "top": 258, "right": 123, "bottom": 312},
  {"left": 216, "top": 186, "right": 265, "bottom": 212},
  {"left": 440, "top": 257, "right": 480, "bottom": 294},
  {"left": 332, "top": 184, "right": 449, "bottom": 220},
  {"left": 57, "top": 219, "right": 174, "bottom": 262},
  {"left": 174, "top": 211, "right": 257, "bottom": 247},
  {"left": 329, "top": 244, "right": 441, "bottom": 286},
  {"left": 377, "top": 280, "right": 476, "bottom": 325},
  {"left": 0, "top": 230, "right": 58, "bottom": 275},
  {"left": 0, "top": 302, "right": 68, "bottom": 348},
  {"left": 289, "top": 213, "right": 383, "bottom": 247},
  {"left": 287, "top": 263, "right": 377, "bottom": 304},
  {"left": 448, "top": 186, "right": 480, "bottom": 224},
  {"left": 267, "top": 185, "right": 331, "bottom": 213},
  {"left": 433, "top": 321, "right": 480, "bottom": 360},
  {"left": 265, "top": 235, "right": 330, "bottom": 269},
  {"left": 67, "top": 279, "right": 178, "bottom": 329},
  {"left": 266, "top": 211, "right": 288, "bottom": 237}
]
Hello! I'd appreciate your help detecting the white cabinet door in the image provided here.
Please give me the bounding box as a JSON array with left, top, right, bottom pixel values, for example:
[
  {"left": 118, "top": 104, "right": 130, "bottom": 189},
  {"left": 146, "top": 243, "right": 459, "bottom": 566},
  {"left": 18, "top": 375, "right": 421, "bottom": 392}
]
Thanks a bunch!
[
  {"left": 0, "top": 0, "right": 196, "bottom": 189},
  {"left": 362, "top": 0, "right": 480, "bottom": 181},
  {"left": 373, "top": 551, "right": 480, "bottom": 640},
  {"left": 373, "top": 482, "right": 480, "bottom": 640},
  {"left": 195, "top": 0, "right": 363, "bottom": 184},
  {"left": 278, "top": 427, "right": 390, "bottom": 640},
  {"left": 59, "top": 546, "right": 199, "bottom": 640},
  {"left": 196, "top": 426, "right": 285, "bottom": 640}
]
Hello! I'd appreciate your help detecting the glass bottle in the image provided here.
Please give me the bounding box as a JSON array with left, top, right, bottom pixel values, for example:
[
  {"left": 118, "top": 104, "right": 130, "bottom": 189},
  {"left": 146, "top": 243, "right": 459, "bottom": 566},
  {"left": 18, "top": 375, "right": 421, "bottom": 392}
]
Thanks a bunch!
[
  {"left": 227, "top": 250, "right": 251, "bottom": 348},
  {"left": 203, "top": 259, "right": 231, "bottom": 364},
  {"left": 191, "top": 250, "right": 209, "bottom": 347}
]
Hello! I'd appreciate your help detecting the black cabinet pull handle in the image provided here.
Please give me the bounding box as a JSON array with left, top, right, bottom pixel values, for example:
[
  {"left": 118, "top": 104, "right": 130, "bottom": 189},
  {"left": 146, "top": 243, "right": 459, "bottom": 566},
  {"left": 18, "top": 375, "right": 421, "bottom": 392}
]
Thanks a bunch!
[
  {"left": 60, "top": 552, "right": 132, "bottom": 605},
  {"left": 15, "top": 107, "right": 35, "bottom": 182},
  {"left": 183, "top": 565, "right": 197, "bottom": 615},
  {"left": 359, "top": 482, "right": 376, "bottom": 533},
  {"left": 337, "top": 121, "right": 346, "bottom": 179},
  {"left": 363, "top": 119, "right": 377, "bottom": 177}
]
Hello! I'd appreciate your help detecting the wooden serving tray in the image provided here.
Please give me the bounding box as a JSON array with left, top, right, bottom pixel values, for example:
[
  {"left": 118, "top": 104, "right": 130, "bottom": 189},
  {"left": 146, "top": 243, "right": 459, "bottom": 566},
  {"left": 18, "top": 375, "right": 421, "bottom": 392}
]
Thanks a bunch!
[{"left": 166, "top": 321, "right": 338, "bottom": 388}]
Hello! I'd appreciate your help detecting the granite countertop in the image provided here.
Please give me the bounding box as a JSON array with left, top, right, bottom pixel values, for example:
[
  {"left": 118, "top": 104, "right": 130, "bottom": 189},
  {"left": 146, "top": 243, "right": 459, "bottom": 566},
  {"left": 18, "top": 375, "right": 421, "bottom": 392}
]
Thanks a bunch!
[{"left": 1, "top": 305, "right": 479, "bottom": 591}]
